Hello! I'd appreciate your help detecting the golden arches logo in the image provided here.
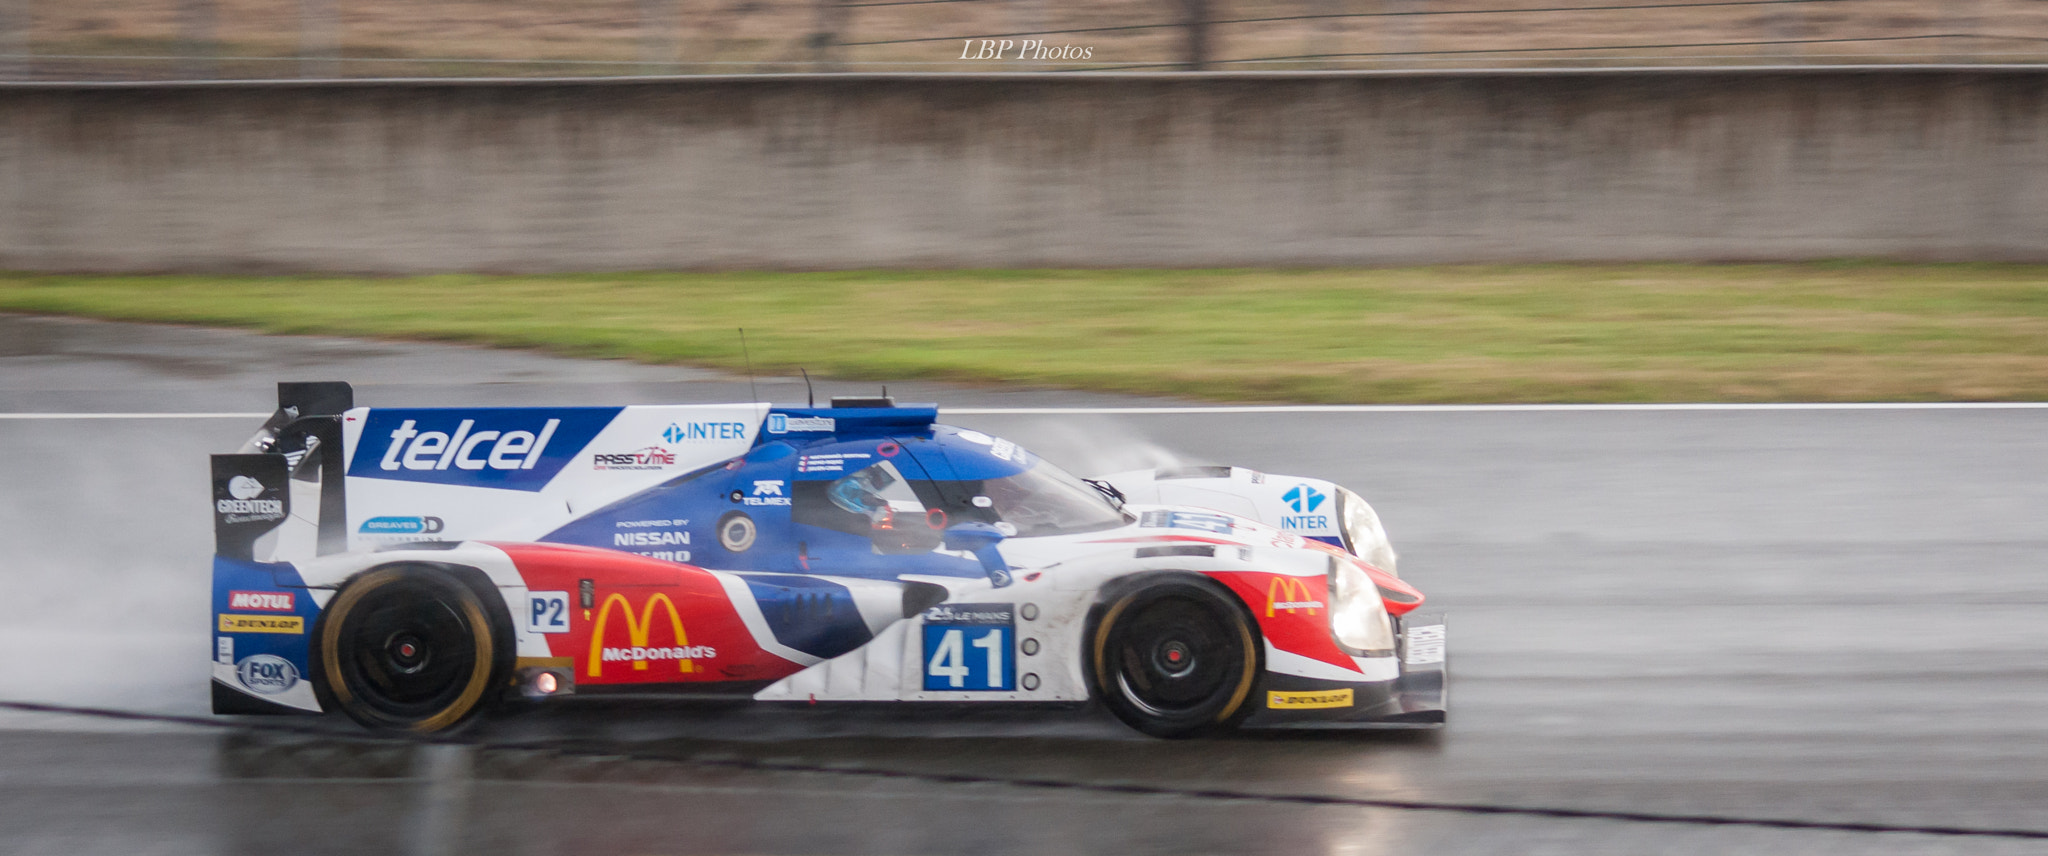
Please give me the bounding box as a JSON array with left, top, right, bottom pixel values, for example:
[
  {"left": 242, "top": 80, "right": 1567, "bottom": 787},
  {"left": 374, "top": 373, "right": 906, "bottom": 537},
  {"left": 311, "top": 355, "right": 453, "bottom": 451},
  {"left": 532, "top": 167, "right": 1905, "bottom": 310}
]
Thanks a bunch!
[
  {"left": 1266, "top": 576, "right": 1323, "bottom": 617},
  {"left": 588, "top": 592, "right": 693, "bottom": 677}
]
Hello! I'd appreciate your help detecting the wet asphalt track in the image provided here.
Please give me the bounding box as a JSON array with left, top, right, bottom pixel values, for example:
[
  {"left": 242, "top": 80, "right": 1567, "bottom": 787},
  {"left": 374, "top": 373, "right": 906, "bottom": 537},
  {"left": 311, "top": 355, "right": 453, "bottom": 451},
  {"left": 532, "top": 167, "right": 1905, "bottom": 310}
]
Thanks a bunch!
[{"left": 2, "top": 313, "right": 2047, "bottom": 855}]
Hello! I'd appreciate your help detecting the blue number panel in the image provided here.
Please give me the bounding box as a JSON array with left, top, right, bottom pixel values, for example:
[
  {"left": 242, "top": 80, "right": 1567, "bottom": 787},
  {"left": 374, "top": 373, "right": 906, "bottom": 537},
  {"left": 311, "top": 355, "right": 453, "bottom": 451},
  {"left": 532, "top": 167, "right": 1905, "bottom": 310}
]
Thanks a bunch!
[{"left": 920, "top": 603, "right": 1015, "bottom": 691}]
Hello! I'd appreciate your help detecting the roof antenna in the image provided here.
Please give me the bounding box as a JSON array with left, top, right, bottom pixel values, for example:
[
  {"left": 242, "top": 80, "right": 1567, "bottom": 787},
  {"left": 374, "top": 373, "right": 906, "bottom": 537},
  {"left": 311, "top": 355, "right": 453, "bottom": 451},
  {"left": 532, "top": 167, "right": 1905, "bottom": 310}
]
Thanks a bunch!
[
  {"left": 738, "top": 328, "right": 759, "bottom": 404},
  {"left": 801, "top": 368, "right": 815, "bottom": 408}
]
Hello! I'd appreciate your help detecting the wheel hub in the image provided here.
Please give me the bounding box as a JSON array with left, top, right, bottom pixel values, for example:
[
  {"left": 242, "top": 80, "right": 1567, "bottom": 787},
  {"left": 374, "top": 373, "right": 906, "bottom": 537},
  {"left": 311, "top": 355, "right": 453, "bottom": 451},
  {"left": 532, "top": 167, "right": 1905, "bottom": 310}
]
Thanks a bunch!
[
  {"left": 386, "top": 633, "right": 430, "bottom": 674},
  {"left": 1152, "top": 639, "right": 1196, "bottom": 678}
]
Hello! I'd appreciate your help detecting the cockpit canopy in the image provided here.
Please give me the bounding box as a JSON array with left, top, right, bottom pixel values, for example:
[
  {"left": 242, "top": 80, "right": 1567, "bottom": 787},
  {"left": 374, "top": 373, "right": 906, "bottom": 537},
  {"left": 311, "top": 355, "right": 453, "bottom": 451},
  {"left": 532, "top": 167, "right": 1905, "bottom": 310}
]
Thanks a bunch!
[
  {"left": 796, "top": 426, "right": 1127, "bottom": 549},
  {"left": 542, "top": 406, "right": 1133, "bottom": 578}
]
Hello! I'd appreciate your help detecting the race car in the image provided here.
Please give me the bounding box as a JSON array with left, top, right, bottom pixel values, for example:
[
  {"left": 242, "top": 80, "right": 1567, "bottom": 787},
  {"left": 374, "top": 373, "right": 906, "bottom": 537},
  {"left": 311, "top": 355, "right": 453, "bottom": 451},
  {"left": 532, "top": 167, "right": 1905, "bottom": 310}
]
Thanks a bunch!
[{"left": 209, "top": 382, "right": 1445, "bottom": 737}]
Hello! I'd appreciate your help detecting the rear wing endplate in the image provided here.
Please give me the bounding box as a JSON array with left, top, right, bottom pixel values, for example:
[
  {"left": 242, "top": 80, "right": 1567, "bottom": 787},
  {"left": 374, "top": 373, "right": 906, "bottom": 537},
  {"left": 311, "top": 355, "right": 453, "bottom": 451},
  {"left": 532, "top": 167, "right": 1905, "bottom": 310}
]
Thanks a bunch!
[{"left": 210, "top": 382, "right": 354, "bottom": 561}]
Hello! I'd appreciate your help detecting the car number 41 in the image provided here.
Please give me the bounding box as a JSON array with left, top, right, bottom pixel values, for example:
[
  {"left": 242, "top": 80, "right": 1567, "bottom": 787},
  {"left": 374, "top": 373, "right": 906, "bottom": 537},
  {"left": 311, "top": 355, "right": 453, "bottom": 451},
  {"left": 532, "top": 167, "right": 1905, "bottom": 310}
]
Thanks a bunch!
[{"left": 922, "top": 625, "right": 1014, "bottom": 691}]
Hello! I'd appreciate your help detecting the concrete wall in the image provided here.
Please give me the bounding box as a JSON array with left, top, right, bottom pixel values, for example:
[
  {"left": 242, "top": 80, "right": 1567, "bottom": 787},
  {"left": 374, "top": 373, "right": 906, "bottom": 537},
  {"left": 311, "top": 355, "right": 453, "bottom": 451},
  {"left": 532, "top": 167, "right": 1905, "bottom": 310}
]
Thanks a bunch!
[{"left": 3, "top": 69, "right": 2046, "bottom": 272}]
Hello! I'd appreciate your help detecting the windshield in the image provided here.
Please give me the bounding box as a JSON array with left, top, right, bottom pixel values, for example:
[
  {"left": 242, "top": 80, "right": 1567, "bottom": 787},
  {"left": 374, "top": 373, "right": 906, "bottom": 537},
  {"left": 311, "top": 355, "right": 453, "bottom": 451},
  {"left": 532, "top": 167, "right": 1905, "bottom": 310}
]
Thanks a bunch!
[{"left": 956, "top": 460, "right": 1128, "bottom": 538}]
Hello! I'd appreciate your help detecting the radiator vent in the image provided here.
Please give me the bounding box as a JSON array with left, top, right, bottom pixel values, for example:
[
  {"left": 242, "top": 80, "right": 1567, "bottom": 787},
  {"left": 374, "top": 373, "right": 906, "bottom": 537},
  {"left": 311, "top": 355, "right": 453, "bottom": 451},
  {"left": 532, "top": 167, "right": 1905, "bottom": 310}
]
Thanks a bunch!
[{"left": 1136, "top": 545, "right": 1216, "bottom": 559}]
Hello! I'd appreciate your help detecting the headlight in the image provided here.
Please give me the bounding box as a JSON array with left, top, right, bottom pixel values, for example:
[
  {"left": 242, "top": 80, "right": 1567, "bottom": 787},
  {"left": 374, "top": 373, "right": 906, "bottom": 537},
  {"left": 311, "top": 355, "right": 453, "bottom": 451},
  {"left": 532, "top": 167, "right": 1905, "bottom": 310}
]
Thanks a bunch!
[
  {"left": 1336, "top": 487, "right": 1399, "bottom": 578},
  {"left": 1327, "top": 557, "right": 1395, "bottom": 656}
]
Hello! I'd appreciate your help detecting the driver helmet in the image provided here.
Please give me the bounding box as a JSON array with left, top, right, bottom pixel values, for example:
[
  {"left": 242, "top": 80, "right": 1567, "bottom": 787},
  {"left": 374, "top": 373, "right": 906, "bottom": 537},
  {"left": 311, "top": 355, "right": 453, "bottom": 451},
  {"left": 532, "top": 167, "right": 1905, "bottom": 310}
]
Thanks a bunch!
[{"left": 828, "top": 464, "right": 896, "bottom": 516}]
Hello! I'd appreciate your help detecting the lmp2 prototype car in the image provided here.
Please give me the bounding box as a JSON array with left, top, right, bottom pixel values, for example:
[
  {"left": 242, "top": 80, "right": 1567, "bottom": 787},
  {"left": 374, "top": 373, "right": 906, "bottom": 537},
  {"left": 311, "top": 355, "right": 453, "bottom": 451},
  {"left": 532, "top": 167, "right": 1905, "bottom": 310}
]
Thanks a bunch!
[{"left": 210, "top": 382, "right": 1445, "bottom": 738}]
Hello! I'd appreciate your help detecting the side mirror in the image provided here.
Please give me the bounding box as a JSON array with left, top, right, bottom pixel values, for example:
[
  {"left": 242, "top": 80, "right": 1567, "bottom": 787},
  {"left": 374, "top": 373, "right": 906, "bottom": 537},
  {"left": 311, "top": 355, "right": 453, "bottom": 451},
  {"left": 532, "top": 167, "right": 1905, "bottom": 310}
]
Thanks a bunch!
[
  {"left": 942, "top": 521, "right": 1006, "bottom": 553},
  {"left": 943, "top": 522, "right": 1012, "bottom": 586}
]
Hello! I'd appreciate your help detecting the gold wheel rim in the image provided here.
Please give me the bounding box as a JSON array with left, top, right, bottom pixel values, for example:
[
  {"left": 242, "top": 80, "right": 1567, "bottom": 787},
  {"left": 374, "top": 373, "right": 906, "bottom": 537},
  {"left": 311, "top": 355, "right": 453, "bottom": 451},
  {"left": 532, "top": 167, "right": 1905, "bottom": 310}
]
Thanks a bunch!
[{"left": 320, "top": 567, "right": 495, "bottom": 733}]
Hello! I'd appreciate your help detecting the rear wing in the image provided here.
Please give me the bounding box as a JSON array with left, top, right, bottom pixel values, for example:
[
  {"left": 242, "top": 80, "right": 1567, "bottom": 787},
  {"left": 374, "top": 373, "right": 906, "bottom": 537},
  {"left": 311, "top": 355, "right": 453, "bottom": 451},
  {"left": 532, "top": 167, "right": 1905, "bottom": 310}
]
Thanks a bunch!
[{"left": 210, "top": 382, "right": 354, "bottom": 562}]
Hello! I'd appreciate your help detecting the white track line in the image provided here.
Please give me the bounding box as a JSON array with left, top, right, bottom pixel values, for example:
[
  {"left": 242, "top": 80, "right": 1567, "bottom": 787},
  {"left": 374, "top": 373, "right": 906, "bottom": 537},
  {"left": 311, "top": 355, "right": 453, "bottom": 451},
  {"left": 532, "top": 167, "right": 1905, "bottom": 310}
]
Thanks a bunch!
[
  {"left": 944, "top": 403, "right": 2048, "bottom": 415},
  {"left": 3, "top": 403, "right": 2047, "bottom": 420},
  {"left": 0, "top": 412, "right": 270, "bottom": 420}
]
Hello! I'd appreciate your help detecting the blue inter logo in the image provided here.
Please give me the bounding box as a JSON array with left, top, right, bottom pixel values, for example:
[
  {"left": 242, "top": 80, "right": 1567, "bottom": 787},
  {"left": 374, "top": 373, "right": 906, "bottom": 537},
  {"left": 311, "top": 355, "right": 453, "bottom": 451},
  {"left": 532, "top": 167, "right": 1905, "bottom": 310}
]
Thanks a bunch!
[
  {"left": 1280, "top": 484, "right": 1330, "bottom": 531},
  {"left": 1282, "top": 484, "right": 1325, "bottom": 513},
  {"left": 663, "top": 421, "right": 748, "bottom": 444}
]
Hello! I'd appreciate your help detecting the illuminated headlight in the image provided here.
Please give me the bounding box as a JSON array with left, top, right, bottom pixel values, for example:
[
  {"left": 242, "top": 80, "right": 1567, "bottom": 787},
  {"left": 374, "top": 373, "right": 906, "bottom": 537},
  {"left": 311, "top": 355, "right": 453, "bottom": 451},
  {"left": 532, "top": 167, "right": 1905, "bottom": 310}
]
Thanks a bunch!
[
  {"left": 1327, "top": 558, "right": 1395, "bottom": 656},
  {"left": 1336, "top": 487, "right": 1399, "bottom": 578}
]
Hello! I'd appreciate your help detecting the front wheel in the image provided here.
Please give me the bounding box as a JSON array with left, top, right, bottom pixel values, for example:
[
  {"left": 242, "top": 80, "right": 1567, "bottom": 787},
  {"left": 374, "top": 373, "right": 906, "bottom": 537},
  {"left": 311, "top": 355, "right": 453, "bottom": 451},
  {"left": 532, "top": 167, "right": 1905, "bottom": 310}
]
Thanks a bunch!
[
  {"left": 315, "top": 565, "right": 506, "bottom": 733},
  {"left": 1091, "top": 577, "right": 1262, "bottom": 738}
]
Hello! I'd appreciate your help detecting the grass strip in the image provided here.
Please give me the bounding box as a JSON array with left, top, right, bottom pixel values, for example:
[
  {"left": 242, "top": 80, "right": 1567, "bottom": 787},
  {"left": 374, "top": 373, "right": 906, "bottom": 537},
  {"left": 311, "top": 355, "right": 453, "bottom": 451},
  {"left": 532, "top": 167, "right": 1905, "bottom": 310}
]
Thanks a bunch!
[{"left": 2, "top": 264, "right": 2044, "bottom": 403}]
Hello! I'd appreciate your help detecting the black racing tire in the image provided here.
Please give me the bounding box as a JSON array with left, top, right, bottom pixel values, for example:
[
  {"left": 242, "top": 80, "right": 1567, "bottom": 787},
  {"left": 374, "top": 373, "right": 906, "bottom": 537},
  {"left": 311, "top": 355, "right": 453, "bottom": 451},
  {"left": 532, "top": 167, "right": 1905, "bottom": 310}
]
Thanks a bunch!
[
  {"left": 1091, "top": 577, "right": 1262, "bottom": 739},
  {"left": 314, "top": 565, "right": 507, "bottom": 733}
]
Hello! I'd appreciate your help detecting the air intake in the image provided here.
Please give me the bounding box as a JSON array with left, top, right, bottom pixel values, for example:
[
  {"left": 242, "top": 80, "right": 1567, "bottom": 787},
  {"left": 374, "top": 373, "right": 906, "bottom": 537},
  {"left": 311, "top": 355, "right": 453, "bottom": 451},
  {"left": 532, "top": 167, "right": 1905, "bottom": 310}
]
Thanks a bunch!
[
  {"left": 831, "top": 396, "right": 897, "bottom": 409},
  {"left": 1135, "top": 545, "right": 1215, "bottom": 559},
  {"left": 1155, "top": 466, "right": 1233, "bottom": 480}
]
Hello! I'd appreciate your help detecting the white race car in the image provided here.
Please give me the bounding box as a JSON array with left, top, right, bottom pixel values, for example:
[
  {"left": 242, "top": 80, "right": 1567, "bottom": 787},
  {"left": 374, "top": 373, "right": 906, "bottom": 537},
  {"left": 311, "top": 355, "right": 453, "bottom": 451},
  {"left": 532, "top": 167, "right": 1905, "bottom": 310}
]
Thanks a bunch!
[{"left": 209, "top": 383, "right": 1444, "bottom": 737}]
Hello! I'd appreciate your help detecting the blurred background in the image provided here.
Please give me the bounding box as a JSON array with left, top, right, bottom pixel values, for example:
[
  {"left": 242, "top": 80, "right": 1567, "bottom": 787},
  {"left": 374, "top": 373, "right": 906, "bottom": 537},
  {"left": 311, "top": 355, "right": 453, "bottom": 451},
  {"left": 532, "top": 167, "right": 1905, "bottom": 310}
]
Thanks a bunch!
[{"left": 3, "top": 0, "right": 2046, "bottom": 79}]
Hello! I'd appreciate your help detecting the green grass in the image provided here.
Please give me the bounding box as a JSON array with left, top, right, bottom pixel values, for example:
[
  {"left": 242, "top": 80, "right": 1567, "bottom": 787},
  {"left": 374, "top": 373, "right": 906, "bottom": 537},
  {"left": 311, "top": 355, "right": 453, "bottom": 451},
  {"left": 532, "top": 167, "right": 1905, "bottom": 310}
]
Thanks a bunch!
[{"left": 3, "top": 264, "right": 2046, "bottom": 403}]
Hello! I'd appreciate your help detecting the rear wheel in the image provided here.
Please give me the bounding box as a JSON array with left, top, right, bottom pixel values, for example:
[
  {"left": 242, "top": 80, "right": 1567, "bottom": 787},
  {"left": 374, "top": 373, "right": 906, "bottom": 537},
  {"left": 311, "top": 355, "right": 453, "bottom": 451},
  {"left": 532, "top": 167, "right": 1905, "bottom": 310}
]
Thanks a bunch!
[
  {"left": 1091, "top": 578, "right": 1261, "bottom": 738},
  {"left": 315, "top": 565, "right": 505, "bottom": 733}
]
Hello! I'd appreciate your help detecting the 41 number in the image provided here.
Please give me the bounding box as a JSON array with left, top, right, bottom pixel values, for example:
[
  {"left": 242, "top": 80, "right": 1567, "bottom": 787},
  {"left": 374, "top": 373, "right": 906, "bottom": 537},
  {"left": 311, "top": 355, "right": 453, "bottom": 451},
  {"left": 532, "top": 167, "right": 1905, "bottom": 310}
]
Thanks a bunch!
[{"left": 925, "top": 627, "right": 1010, "bottom": 690}]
